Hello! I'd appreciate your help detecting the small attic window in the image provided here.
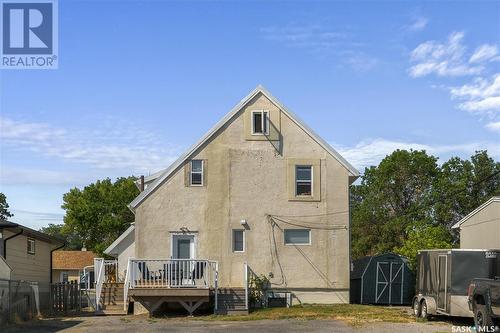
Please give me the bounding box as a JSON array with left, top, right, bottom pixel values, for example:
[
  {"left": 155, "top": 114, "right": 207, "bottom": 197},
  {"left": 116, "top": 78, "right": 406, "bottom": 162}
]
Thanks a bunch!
[
  {"left": 190, "top": 160, "right": 203, "bottom": 186},
  {"left": 252, "top": 110, "right": 269, "bottom": 135}
]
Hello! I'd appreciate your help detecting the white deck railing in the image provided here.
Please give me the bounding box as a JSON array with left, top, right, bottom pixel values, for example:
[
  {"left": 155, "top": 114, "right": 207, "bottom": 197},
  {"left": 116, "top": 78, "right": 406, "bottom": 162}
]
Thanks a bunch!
[
  {"left": 128, "top": 259, "right": 218, "bottom": 289},
  {"left": 94, "top": 258, "right": 118, "bottom": 311}
]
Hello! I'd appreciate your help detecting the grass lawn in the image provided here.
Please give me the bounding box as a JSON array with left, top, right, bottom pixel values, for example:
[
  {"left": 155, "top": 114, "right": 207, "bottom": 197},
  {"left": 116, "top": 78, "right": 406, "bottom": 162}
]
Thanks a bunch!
[{"left": 197, "top": 304, "right": 418, "bottom": 327}]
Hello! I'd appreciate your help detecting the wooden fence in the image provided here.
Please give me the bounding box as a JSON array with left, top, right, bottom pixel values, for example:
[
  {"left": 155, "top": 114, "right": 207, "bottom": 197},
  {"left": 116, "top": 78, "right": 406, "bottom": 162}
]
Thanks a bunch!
[{"left": 50, "top": 281, "right": 80, "bottom": 315}]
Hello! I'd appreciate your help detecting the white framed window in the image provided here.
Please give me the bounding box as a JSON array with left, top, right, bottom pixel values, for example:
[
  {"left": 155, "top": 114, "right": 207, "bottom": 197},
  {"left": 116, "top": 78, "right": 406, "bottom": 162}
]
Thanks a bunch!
[
  {"left": 251, "top": 110, "right": 269, "bottom": 135},
  {"left": 27, "top": 238, "right": 35, "bottom": 255},
  {"left": 61, "top": 272, "right": 69, "bottom": 283},
  {"left": 232, "top": 229, "right": 245, "bottom": 252},
  {"left": 284, "top": 229, "right": 311, "bottom": 245},
  {"left": 295, "top": 165, "right": 312, "bottom": 196},
  {"left": 190, "top": 160, "right": 203, "bottom": 186}
]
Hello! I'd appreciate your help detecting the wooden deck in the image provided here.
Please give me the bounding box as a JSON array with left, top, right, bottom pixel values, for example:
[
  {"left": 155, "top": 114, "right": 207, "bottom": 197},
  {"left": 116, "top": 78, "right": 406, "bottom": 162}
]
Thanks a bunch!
[{"left": 129, "top": 288, "right": 210, "bottom": 297}]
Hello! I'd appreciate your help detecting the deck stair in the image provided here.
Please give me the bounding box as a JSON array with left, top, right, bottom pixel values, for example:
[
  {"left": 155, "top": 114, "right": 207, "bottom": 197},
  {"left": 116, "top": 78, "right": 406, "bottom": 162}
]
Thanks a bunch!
[
  {"left": 215, "top": 288, "right": 248, "bottom": 315},
  {"left": 99, "top": 282, "right": 127, "bottom": 316}
]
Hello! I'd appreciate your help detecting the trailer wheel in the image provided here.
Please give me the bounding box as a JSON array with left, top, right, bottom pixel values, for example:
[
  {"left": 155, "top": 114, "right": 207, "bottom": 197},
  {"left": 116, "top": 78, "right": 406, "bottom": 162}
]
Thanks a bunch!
[
  {"left": 474, "top": 304, "right": 493, "bottom": 329},
  {"left": 420, "top": 300, "right": 429, "bottom": 319},
  {"left": 413, "top": 298, "right": 421, "bottom": 317}
]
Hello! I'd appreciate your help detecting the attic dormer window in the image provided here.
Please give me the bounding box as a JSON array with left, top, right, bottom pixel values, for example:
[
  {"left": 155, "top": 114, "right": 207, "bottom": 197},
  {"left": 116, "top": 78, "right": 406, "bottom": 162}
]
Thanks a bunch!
[{"left": 252, "top": 110, "right": 269, "bottom": 135}]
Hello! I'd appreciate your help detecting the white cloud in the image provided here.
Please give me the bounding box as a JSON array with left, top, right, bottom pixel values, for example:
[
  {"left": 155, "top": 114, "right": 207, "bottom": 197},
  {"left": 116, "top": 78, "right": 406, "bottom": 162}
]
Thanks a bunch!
[
  {"left": 485, "top": 121, "right": 500, "bottom": 133},
  {"left": 0, "top": 117, "right": 180, "bottom": 174},
  {"left": 260, "top": 25, "right": 348, "bottom": 51},
  {"left": 449, "top": 74, "right": 500, "bottom": 115},
  {"left": 409, "top": 32, "right": 483, "bottom": 77},
  {"left": 470, "top": 44, "right": 500, "bottom": 63},
  {"left": 0, "top": 167, "right": 89, "bottom": 186},
  {"left": 334, "top": 138, "right": 500, "bottom": 170},
  {"left": 260, "top": 24, "right": 377, "bottom": 72},
  {"left": 408, "top": 17, "right": 429, "bottom": 32}
]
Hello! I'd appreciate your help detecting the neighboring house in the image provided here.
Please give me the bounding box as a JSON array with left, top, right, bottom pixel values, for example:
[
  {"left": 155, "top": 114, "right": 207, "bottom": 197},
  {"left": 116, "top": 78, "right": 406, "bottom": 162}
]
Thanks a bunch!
[
  {"left": 0, "top": 221, "right": 64, "bottom": 283},
  {"left": 451, "top": 196, "right": 500, "bottom": 249},
  {"left": 111, "top": 85, "right": 359, "bottom": 315},
  {"left": 104, "top": 224, "right": 135, "bottom": 281},
  {"left": 52, "top": 250, "right": 97, "bottom": 283}
]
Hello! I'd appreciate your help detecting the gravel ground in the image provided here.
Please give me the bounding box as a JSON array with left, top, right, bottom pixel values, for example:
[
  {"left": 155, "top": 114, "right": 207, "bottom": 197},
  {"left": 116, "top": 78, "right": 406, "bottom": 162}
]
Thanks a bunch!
[{"left": 2, "top": 314, "right": 462, "bottom": 333}]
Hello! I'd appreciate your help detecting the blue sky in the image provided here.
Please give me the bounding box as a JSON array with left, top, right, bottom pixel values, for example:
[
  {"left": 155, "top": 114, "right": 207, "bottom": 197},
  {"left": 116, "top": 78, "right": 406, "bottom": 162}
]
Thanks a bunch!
[{"left": 1, "top": 1, "right": 499, "bottom": 229}]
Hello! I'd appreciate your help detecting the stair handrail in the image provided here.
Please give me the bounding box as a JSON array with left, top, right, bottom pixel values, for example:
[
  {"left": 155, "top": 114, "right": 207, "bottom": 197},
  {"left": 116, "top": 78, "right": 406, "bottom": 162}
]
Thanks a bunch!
[
  {"left": 94, "top": 258, "right": 105, "bottom": 312},
  {"left": 214, "top": 261, "right": 219, "bottom": 314},
  {"left": 244, "top": 262, "right": 249, "bottom": 311},
  {"left": 123, "top": 258, "right": 133, "bottom": 311}
]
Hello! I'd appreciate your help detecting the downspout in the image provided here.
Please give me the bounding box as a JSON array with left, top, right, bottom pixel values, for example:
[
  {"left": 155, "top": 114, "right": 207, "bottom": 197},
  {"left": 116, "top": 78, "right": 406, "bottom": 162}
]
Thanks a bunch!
[
  {"left": 3, "top": 229, "right": 23, "bottom": 259},
  {"left": 50, "top": 242, "right": 66, "bottom": 283}
]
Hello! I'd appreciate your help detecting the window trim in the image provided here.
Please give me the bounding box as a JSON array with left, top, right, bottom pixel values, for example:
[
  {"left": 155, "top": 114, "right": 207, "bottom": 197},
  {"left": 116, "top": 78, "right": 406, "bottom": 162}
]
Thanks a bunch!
[
  {"left": 190, "top": 160, "right": 204, "bottom": 186},
  {"left": 232, "top": 229, "right": 245, "bottom": 253},
  {"left": 295, "top": 165, "right": 313, "bottom": 197},
  {"left": 27, "top": 237, "right": 35, "bottom": 255},
  {"left": 251, "top": 110, "right": 269, "bottom": 136},
  {"left": 284, "top": 229, "right": 311, "bottom": 246}
]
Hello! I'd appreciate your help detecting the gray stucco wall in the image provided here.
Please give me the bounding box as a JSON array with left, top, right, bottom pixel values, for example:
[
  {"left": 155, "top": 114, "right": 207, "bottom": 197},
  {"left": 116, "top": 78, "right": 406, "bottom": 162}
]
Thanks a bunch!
[
  {"left": 460, "top": 201, "right": 500, "bottom": 249},
  {"left": 134, "top": 92, "right": 352, "bottom": 303}
]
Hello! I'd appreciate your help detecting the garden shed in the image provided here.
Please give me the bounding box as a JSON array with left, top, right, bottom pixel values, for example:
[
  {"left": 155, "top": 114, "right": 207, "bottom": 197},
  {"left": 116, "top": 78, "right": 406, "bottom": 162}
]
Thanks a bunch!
[{"left": 350, "top": 253, "right": 415, "bottom": 305}]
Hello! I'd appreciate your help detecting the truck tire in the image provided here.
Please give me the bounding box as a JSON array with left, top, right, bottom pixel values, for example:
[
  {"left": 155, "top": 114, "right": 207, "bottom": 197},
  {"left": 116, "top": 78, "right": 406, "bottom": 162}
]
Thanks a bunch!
[
  {"left": 474, "top": 304, "right": 494, "bottom": 328},
  {"left": 420, "top": 299, "right": 429, "bottom": 319},
  {"left": 413, "top": 298, "right": 421, "bottom": 317}
]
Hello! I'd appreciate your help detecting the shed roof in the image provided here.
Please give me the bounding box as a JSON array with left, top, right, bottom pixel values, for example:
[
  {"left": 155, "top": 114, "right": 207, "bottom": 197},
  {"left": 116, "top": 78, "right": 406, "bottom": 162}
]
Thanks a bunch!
[
  {"left": 351, "top": 253, "right": 409, "bottom": 279},
  {"left": 52, "top": 250, "right": 97, "bottom": 270}
]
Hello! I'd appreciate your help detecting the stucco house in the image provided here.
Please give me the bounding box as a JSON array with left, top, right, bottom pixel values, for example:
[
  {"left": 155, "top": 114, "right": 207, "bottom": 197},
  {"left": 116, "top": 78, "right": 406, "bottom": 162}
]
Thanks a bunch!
[
  {"left": 104, "top": 224, "right": 135, "bottom": 281},
  {"left": 451, "top": 196, "right": 500, "bottom": 249},
  {"left": 109, "top": 86, "right": 359, "bottom": 315},
  {"left": 52, "top": 250, "right": 97, "bottom": 283}
]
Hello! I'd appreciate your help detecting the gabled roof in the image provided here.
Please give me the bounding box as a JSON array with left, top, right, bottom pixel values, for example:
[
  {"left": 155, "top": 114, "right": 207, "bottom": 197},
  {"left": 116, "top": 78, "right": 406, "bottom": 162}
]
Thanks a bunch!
[
  {"left": 1, "top": 220, "right": 65, "bottom": 244},
  {"left": 104, "top": 224, "right": 135, "bottom": 256},
  {"left": 52, "top": 250, "right": 97, "bottom": 270},
  {"left": 129, "top": 85, "right": 360, "bottom": 211},
  {"left": 451, "top": 196, "right": 500, "bottom": 229}
]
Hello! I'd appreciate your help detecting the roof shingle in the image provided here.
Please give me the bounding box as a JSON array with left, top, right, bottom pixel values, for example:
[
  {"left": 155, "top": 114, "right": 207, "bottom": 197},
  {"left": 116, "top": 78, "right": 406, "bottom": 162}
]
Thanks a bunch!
[{"left": 52, "top": 251, "right": 97, "bottom": 270}]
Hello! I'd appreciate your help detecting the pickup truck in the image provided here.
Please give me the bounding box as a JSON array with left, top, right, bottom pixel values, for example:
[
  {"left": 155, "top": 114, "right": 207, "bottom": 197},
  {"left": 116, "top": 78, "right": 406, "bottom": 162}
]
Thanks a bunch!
[{"left": 468, "top": 278, "right": 500, "bottom": 330}]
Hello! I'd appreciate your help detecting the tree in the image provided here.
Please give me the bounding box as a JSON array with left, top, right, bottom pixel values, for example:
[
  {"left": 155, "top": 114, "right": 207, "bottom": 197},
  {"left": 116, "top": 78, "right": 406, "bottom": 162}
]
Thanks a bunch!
[
  {"left": 39, "top": 223, "right": 83, "bottom": 250},
  {"left": 394, "top": 221, "right": 453, "bottom": 269},
  {"left": 61, "top": 177, "right": 139, "bottom": 254},
  {"left": 433, "top": 151, "right": 500, "bottom": 233},
  {"left": 0, "top": 192, "right": 13, "bottom": 221},
  {"left": 351, "top": 149, "right": 499, "bottom": 263},
  {"left": 351, "top": 150, "right": 439, "bottom": 258}
]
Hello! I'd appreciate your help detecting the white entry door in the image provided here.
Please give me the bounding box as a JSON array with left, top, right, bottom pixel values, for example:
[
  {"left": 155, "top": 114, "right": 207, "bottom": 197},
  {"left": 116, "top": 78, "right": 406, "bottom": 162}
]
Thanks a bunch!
[
  {"left": 172, "top": 234, "right": 195, "bottom": 259},
  {"left": 171, "top": 234, "right": 196, "bottom": 286}
]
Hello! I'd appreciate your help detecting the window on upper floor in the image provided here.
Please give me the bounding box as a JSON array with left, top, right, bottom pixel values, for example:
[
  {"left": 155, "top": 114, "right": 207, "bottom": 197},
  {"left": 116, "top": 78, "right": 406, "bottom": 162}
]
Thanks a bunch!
[
  {"left": 232, "top": 229, "right": 245, "bottom": 252},
  {"left": 251, "top": 110, "right": 269, "bottom": 135},
  {"left": 284, "top": 229, "right": 311, "bottom": 245},
  {"left": 27, "top": 238, "right": 35, "bottom": 255},
  {"left": 190, "top": 160, "right": 204, "bottom": 186},
  {"left": 295, "top": 165, "right": 312, "bottom": 196}
]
